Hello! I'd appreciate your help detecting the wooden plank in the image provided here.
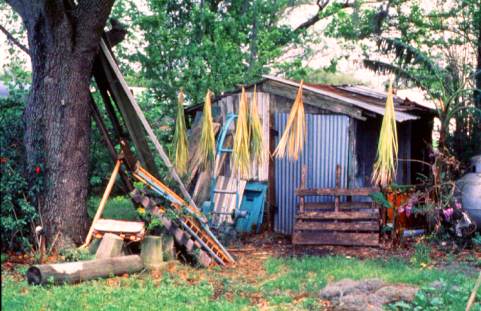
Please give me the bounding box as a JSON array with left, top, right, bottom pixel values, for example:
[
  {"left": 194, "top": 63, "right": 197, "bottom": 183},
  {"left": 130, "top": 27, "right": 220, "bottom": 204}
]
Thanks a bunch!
[
  {"left": 299, "top": 165, "right": 307, "bottom": 213},
  {"left": 99, "top": 40, "right": 199, "bottom": 211},
  {"left": 97, "top": 48, "right": 158, "bottom": 177},
  {"left": 302, "top": 202, "right": 374, "bottom": 209},
  {"left": 297, "top": 210, "right": 379, "bottom": 220},
  {"left": 212, "top": 176, "right": 247, "bottom": 225},
  {"left": 294, "top": 221, "right": 379, "bottom": 232},
  {"left": 93, "top": 219, "right": 145, "bottom": 234},
  {"left": 296, "top": 187, "right": 379, "bottom": 197},
  {"left": 292, "top": 231, "right": 379, "bottom": 246}
]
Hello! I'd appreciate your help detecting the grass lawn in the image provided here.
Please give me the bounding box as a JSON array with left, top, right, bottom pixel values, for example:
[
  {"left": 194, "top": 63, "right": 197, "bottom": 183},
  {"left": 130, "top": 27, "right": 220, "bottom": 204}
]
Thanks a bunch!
[{"left": 2, "top": 249, "right": 480, "bottom": 311}]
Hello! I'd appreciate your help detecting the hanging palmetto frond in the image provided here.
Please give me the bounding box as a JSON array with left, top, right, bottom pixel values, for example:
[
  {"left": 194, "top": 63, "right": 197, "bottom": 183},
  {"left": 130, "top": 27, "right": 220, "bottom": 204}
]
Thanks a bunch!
[
  {"left": 199, "top": 90, "right": 216, "bottom": 169},
  {"left": 173, "top": 89, "right": 189, "bottom": 175},
  {"left": 250, "top": 85, "right": 264, "bottom": 164},
  {"left": 372, "top": 81, "right": 398, "bottom": 187},
  {"left": 273, "top": 81, "right": 306, "bottom": 160},
  {"left": 232, "top": 87, "right": 251, "bottom": 178}
]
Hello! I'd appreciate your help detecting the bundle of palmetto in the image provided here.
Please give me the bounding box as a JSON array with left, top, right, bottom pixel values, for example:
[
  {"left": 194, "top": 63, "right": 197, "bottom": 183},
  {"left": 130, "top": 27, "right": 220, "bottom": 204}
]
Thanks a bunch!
[
  {"left": 173, "top": 89, "right": 189, "bottom": 175},
  {"left": 250, "top": 85, "right": 264, "bottom": 164},
  {"left": 199, "top": 90, "right": 216, "bottom": 169},
  {"left": 372, "top": 81, "right": 398, "bottom": 186},
  {"left": 273, "top": 80, "right": 306, "bottom": 160},
  {"left": 232, "top": 87, "right": 251, "bottom": 178}
]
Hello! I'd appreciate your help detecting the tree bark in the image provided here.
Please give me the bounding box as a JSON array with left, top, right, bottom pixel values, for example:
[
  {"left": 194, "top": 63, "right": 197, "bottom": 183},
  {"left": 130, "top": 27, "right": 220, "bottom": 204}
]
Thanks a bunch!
[{"left": 6, "top": 0, "right": 115, "bottom": 247}]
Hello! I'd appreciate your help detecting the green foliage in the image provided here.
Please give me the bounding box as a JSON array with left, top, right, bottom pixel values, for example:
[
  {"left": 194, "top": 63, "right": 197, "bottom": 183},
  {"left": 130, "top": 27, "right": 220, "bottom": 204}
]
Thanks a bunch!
[
  {"left": 2, "top": 254, "right": 478, "bottom": 310},
  {"left": 87, "top": 196, "right": 139, "bottom": 221},
  {"left": 369, "top": 191, "right": 392, "bottom": 209},
  {"left": 410, "top": 243, "right": 432, "bottom": 267},
  {"left": 59, "top": 248, "right": 94, "bottom": 262},
  {"left": 0, "top": 65, "right": 38, "bottom": 252},
  {"left": 387, "top": 279, "right": 475, "bottom": 311}
]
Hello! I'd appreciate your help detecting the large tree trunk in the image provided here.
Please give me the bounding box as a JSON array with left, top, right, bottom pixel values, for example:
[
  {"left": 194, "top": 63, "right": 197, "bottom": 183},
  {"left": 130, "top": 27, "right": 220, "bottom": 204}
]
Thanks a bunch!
[{"left": 8, "top": 1, "right": 114, "bottom": 247}]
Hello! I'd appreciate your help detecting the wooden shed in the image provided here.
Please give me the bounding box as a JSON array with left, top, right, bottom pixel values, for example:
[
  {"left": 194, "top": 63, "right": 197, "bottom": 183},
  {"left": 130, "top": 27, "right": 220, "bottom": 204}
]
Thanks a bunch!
[{"left": 186, "top": 75, "right": 434, "bottom": 236}]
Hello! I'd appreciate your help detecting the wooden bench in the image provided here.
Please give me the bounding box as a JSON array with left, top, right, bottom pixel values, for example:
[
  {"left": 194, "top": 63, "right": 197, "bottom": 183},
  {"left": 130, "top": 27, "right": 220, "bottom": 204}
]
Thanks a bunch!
[{"left": 292, "top": 165, "right": 380, "bottom": 247}]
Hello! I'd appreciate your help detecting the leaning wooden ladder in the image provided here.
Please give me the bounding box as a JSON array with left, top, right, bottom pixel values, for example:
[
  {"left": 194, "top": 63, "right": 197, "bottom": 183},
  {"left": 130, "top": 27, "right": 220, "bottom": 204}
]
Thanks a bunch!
[{"left": 293, "top": 165, "right": 380, "bottom": 247}]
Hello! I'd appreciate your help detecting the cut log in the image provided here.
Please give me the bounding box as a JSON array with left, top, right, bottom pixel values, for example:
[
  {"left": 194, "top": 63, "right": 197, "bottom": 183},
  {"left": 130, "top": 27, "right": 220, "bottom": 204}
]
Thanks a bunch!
[
  {"left": 95, "top": 233, "right": 124, "bottom": 259},
  {"left": 26, "top": 255, "right": 143, "bottom": 285},
  {"left": 161, "top": 234, "right": 175, "bottom": 261},
  {"left": 141, "top": 235, "right": 163, "bottom": 270}
]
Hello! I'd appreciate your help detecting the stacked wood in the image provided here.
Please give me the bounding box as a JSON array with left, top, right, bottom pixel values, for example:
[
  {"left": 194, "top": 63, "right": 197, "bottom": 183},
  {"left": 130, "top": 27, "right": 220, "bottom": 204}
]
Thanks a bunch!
[
  {"left": 293, "top": 165, "right": 381, "bottom": 247},
  {"left": 26, "top": 255, "right": 143, "bottom": 285}
]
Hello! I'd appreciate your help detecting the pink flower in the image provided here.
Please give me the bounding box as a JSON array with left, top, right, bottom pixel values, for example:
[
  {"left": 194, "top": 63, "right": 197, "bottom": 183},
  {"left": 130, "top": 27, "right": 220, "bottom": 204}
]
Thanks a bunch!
[
  {"left": 405, "top": 204, "right": 412, "bottom": 217},
  {"left": 455, "top": 201, "right": 462, "bottom": 209},
  {"left": 443, "top": 208, "right": 453, "bottom": 221}
]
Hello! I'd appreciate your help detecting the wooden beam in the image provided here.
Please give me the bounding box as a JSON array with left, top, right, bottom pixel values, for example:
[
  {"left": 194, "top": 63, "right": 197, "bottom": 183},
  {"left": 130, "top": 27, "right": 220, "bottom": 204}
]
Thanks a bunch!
[
  {"left": 96, "top": 44, "right": 159, "bottom": 178},
  {"left": 302, "top": 202, "right": 373, "bottom": 210},
  {"left": 296, "top": 187, "right": 379, "bottom": 197},
  {"left": 292, "top": 231, "right": 379, "bottom": 246},
  {"left": 294, "top": 221, "right": 379, "bottom": 232},
  {"left": 80, "top": 160, "right": 121, "bottom": 248},
  {"left": 297, "top": 210, "right": 379, "bottom": 220},
  {"left": 261, "top": 81, "right": 365, "bottom": 120},
  {"left": 99, "top": 39, "right": 198, "bottom": 211}
]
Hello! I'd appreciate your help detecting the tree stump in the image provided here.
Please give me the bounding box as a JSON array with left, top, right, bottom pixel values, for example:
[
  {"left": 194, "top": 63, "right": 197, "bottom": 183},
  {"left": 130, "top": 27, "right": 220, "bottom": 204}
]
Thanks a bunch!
[
  {"left": 161, "top": 234, "right": 175, "bottom": 261},
  {"left": 141, "top": 235, "right": 164, "bottom": 270},
  {"left": 95, "top": 233, "right": 124, "bottom": 259},
  {"left": 88, "top": 238, "right": 102, "bottom": 255},
  {"left": 26, "top": 255, "right": 143, "bottom": 285}
]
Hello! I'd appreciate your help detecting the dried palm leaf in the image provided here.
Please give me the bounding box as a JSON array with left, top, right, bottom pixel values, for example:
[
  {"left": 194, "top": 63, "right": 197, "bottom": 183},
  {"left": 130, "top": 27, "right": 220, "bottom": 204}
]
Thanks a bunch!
[
  {"left": 199, "top": 90, "right": 216, "bottom": 169},
  {"left": 232, "top": 87, "right": 251, "bottom": 178},
  {"left": 372, "top": 81, "right": 398, "bottom": 187},
  {"left": 173, "top": 89, "right": 189, "bottom": 175},
  {"left": 250, "top": 85, "right": 264, "bottom": 164},
  {"left": 273, "top": 80, "right": 306, "bottom": 160}
]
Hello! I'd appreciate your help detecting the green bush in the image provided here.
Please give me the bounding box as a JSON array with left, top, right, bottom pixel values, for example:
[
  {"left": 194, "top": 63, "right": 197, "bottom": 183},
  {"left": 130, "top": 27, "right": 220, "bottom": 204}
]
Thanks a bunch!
[
  {"left": 87, "top": 195, "right": 139, "bottom": 221},
  {"left": 0, "top": 95, "right": 38, "bottom": 251}
]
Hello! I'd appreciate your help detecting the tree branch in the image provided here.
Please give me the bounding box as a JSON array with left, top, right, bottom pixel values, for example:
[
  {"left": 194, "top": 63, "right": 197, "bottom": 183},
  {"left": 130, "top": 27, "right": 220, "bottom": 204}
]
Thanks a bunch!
[
  {"left": 0, "top": 23, "right": 30, "bottom": 55},
  {"left": 293, "top": 0, "right": 357, "bottom": 32}
]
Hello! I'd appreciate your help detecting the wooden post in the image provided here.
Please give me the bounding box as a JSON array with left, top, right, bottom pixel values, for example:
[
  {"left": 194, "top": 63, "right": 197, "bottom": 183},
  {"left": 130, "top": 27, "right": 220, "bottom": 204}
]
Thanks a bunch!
[
  {"left": 335, "top": 165, "right": 341, "bottom": 212},
  {"left": 80, "top": 160, "right": 121, "bottom": 248},
  {"left": 95, "top": 233, "right": 124, "bottom": 259},
  {"left": 161, "top": 234, "right": 175, "bottom": 261},
  {"left": 26, "top": 255, "right": 144, "bottom": 285},
  {"left": 299, "top": 165, "right": 307, "bottom": 214},
  {"left": 141, "top": 235, "right": 164, "bottom": 270}
]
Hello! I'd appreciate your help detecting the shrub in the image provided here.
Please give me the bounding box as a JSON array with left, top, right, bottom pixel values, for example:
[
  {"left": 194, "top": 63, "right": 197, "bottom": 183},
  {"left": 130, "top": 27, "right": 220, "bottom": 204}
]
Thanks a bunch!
[{"left": 0, "top": 96, "right": 38, "bottom": 251}]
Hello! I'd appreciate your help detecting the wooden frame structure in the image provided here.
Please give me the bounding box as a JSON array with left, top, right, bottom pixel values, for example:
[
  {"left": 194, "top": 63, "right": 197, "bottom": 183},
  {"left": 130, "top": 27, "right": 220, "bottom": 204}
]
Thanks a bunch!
[{"left": 293, "top": 165, "right": 381, "bottom": 247}]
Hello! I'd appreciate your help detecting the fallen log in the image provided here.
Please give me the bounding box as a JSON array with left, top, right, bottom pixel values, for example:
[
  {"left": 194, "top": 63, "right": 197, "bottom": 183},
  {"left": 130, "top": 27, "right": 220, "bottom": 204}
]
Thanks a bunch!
[{"left": 26, "top": 255, "right": 143, "bottom": 285}]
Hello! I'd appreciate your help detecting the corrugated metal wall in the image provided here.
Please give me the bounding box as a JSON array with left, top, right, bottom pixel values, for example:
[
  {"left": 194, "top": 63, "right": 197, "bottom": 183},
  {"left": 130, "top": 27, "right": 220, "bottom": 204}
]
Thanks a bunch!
[{"left": 274, "top": 113, "right": 350, "bottom": 235}]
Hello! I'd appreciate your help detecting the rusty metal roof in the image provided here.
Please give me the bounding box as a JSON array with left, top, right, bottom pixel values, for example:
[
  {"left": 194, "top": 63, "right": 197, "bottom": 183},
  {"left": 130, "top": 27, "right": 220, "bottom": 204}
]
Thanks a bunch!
[
  {"left": 186, "top": 75, "right": 433, "bottom": 122},
  {"left": 263, "top": 75, "right": 430, "bottom": 122}
]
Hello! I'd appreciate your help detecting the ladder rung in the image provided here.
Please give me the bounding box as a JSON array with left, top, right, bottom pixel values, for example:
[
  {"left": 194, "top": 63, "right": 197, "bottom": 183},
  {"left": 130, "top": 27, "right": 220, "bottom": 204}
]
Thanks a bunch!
[{"left": 213, "top": 189, "right": 237, "bottom": 194}]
